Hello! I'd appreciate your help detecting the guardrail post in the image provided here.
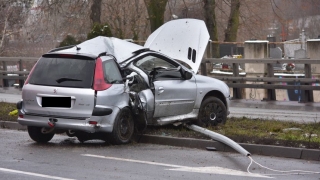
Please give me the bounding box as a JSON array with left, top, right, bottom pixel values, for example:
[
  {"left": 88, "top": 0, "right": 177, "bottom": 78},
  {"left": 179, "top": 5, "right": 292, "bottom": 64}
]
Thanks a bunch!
[
  {"left": 232, "top": 63, "right": 242, "bottom": 99},
  {"left": 2, "top": 61, "right": 9, "bottom": 87},
  {"left": 299, "top": 64, "right": 313, "bottom": 102},
  {"left": 18, "top": 59, "right": 24, "bottom": 88},
  {"left": 244, "top": 40, "right": 268, "bottom": 100},
  {"left": 306, "top": 39, "right": 320, "bottom": 102},
  {"left": 264, "top": 63, "right": 276, "bottom": 101},
  {"left": 200, "top": 62, "right": 207, "bottom": 76}
]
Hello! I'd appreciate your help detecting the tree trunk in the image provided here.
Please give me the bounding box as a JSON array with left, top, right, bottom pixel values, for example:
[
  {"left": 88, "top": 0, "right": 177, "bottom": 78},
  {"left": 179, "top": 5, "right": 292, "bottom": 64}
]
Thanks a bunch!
[
  {"left": 90, "top": 0, "right": 102, "bottom": 24},
  {"left": 203, "top": 0, "right": 219, "bottom": 58},
  {"left": 144, "top": 0, "right": 168, "bottom": 32},
  {"left": 224, "top": 0, "right": 240, "bottom": 42},
  {"left": 0, "top": 6, "right": 11, "bottom": 55}
]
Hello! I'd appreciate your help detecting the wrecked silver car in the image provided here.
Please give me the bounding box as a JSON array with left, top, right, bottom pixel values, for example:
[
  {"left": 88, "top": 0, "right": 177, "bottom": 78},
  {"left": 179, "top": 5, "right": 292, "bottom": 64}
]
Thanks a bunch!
[{"left": 17, "top": 19, "right": 230, "bottom": 144}]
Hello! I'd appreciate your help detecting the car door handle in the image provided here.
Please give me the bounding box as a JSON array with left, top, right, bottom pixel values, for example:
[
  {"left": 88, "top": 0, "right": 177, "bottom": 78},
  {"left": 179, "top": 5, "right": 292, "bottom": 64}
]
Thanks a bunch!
[{"left": 158, "top": 87, "right": 164, "bottom": 94}]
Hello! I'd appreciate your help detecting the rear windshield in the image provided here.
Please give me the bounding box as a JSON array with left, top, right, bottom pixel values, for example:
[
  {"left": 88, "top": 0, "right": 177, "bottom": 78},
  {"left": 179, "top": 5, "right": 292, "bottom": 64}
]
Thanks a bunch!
[{"left": 28, "top": 56, "right": 95, "bottom": 88}]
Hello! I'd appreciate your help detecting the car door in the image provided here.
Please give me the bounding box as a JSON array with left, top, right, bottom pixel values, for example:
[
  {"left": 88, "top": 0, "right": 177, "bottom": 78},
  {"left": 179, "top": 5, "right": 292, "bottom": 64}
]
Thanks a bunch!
[{"left": 134, "top": 54, "right": 197, "bottom": 118}]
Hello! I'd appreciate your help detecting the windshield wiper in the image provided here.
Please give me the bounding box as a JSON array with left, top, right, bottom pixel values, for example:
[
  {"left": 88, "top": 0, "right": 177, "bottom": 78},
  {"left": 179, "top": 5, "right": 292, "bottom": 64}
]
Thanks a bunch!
[{"left": 56, "top": 77, "right": 82, "bottom": 83}]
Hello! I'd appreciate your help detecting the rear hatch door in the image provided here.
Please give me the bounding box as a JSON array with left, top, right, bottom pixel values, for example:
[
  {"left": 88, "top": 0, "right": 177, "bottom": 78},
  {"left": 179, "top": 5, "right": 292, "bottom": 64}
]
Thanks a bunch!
[{"left": 22, "top": 54, "right": 96, "bottom": 119}]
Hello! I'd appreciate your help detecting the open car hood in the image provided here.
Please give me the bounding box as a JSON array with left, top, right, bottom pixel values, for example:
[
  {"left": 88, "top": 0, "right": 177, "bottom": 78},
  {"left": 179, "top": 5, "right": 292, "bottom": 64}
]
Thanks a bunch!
[
  {"left": 58, "top": 36, "right": 143, "bottom": 62},
  {"left": 144, "top": 19, "right": 210, "bottom": 72}
]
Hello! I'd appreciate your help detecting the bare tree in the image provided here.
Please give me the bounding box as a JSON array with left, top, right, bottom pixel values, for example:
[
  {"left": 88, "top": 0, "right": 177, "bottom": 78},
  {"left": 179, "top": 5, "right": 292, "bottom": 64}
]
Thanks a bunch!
[
  {"left": 144, "top": 0, "right": 168, "bottom": 32},
  {"left": 90, "top": 0, "right": 102, "bottom": 24},
  {"left": 26, "top": 0, "right": 91, "bottom": 49},
  {"left": 0, "top": 0, "right": 31, "bottom": 55},
  {"left": 224, "top": 0, "right": 240, "bottom": 42},
  {"left": 203, "top": 0, "right": 219, "bottom": 57},
  {"left": 101, "top": 0, "right": 149, "bottom": 40}
]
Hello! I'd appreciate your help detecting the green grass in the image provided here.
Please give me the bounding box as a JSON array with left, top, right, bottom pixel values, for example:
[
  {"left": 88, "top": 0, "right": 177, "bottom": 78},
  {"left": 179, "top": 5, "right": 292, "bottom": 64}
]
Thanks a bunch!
[
  {"left": 210, "top": 117, "right": 320, "bottom": 148},
  {"left": 145, "top": 117, "right": 320, "bottom": 149},
  {"left": 0, "top": 102, "right": 18, "bottom": 122}
]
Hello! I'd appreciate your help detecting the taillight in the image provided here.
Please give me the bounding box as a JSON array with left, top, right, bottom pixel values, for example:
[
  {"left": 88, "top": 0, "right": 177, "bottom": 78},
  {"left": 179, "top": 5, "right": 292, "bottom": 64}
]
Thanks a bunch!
[
  {"left": 24, "top": 61, "right": 38, "bottom": 85},
  {"left": 93, "top": 58, "right": 111, "bottom": 91}
]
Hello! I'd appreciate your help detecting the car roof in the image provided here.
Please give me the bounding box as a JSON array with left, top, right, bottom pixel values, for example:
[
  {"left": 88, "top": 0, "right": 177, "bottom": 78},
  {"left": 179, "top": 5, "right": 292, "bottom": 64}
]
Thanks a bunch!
[{"left": 54, "top": 36, "right": 143, "bottom": 63}]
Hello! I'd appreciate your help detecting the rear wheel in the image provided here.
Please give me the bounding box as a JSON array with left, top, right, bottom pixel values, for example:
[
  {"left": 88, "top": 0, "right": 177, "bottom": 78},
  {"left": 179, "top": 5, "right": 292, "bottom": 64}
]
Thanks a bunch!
[
  {"left": 27, "top": 126, "right": 55, "bottom": 143},
  {"left": 197, "top": 97, "right": 227, "bottom": 127},
  {"left": 109, "top": 107, "right": 134, "bottom": 145}
]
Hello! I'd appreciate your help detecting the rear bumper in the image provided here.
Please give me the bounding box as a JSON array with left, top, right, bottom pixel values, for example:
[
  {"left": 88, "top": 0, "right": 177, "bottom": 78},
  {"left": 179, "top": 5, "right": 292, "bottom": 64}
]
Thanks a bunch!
[{"left": 17, "top": 107, "right": 120, "bottom": 133}]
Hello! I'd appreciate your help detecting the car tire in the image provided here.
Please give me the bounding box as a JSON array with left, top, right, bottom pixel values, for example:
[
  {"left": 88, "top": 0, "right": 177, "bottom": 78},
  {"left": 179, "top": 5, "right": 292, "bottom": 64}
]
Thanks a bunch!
[
  {"left": 27, "top": 126, "right": 55, "bottom": 143},
  {"left": 109, "top": 107, "right": 134, "bottom": 145},
  {"left": 197, "top": 97, "right": 227, "bottom": 127}
]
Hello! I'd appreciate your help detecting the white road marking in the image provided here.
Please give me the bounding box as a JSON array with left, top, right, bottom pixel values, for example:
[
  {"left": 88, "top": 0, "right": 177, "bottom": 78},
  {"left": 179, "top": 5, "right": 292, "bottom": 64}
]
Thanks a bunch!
[
  {"left": 82, "top": 154, "right": 270, "bottom": 178},
  {"left": 0, "top": 167, "right": 75, "bottom": 180},
  {"left": 167, "top": 166, "right": 272, "bottom": 178}
]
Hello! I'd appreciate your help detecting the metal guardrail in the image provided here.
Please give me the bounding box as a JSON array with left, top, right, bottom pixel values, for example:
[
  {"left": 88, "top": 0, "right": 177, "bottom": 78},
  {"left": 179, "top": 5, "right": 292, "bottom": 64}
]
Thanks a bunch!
[
  {"left": 201, "top": 58, "right": 320, "bottom": 102},
  {"left": 0, "top": 57, "right": 38, "bottom": 88},
  {"left": 1, "top": 57, "right": 319, "bottom": 102}
]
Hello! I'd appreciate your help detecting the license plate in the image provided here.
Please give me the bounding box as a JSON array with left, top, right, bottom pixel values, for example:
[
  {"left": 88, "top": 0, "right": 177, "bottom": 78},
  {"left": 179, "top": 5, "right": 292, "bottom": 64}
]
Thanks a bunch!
[{"left": 42, "top": 97, "right": 71, "bottom": 108}]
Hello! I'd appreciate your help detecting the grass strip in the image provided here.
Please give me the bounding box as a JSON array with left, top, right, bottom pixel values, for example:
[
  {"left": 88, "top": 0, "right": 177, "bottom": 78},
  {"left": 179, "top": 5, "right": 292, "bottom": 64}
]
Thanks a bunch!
[
  {"left": 1, "top": 102, "right": 319, "bottom": 149},
  {"left": 0, "top": 102, "right": 17, "bottom": 122},
  {"left": 144, "top": 117, "right": 320, "bottom": 149}
]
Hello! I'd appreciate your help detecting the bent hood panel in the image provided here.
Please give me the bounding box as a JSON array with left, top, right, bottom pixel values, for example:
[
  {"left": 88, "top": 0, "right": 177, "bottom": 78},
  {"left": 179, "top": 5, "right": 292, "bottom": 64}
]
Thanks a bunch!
[
  {"left": 58, "top": 36, "right": 143, "bottom": 63},
  {"left": 144, "top": 19, "right": 210, "bottom": 72}
]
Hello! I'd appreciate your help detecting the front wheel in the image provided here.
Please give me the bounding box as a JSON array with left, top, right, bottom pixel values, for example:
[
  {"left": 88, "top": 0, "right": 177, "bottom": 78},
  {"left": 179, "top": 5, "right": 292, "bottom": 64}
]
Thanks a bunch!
[
  {"left": 27, "top": 126, "right": 55, "bottom": 143},
  {"left": 197, "top": 97, "right": 227, "bottom": 127},
  {"left": 108, "top": 107, "right": 134, "bottom": 145}
]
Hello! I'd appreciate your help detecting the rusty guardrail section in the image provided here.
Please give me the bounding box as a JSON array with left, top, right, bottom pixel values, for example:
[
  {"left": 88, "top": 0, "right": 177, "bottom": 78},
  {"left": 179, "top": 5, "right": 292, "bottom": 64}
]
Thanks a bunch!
[{"left": 1, "top": 57, "right": 320, "bottom": 102}]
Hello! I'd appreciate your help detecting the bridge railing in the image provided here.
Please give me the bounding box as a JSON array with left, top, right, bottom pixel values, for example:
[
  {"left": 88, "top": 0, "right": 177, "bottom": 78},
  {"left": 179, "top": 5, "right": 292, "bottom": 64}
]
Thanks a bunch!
[
  {"left": 201, "top": 58, "right": 320, "bottom": 102},
  {"left": 1, "top": 57, "right": 320, "bottom": 102},
  {"left": 0, "top": 57, "right": 38, "bottom": 88}
]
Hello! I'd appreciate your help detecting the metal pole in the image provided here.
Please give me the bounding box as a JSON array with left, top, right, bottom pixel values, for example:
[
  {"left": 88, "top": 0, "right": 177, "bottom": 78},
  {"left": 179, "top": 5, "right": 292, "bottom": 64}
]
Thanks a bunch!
[
  {"left": 19, "top": 59, "right": 24, "bottom": 88},
  {"left": 184, "top": 124, "right": 250, "bottom": 156}
]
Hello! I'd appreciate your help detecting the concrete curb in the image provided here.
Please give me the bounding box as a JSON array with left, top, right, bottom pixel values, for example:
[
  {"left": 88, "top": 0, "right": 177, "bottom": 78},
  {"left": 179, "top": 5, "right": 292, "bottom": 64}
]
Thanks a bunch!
[
  {"left": 0, "top": 121, "right": 26, "bottom": 130},
  {"left": 137, "top": 135, "right": 319, "bottom": 161},
  {"left": 1, "top": 121, "right": 319, "bottom": 161}
]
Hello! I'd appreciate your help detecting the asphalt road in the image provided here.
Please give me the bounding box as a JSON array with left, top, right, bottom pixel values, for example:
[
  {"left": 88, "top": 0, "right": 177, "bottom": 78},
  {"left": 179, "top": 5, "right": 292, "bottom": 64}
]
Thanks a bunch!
[
  {"left": 0, "top": 129, "right": 319, "bottom": 180},
  {"left": 2, "top": 92, "right": 320, "bottom": 123}
]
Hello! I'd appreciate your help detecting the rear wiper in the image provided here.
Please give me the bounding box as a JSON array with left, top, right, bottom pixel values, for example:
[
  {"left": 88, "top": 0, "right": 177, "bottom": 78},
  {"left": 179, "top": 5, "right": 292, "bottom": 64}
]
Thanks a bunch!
[
  {"left": 109, "top": 80, "right": 123, "bottom": 84},
  {"left": 56, "top": 77, "right": 82, "bottom": 83}
]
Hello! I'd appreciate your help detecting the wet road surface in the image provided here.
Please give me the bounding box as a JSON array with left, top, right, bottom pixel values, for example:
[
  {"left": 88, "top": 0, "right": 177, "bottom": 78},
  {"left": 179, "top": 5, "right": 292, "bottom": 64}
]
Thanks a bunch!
[{"left": 0, "top": 129, "right": 319, "bottom": 180}]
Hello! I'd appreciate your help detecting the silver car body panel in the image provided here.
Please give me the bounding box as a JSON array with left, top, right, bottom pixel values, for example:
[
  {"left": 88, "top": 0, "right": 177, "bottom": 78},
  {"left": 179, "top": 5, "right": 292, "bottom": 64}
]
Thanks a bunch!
[
  {"left": 138, "top": 89, "right": 154, "bottom": 121},
  {"left": 193, "top": 74, "right": 230, "bottom": 110},
  {"left": 22, "top": 84, "right": 95, "bottom": 118},
  {"left": 153, "top": 77, "right": 196, "bottom": 117},
  {"left": 155, "top": 109, "right": 199, "bottom": 126},
  {"left": 96, "top": 84, "right": 128, "bottom": 109},
  {"left": 18, "top": 106, "right": 120, "bottom": 133},
  {"left": 144, "top": 19, "right": 210, "bottom": 73},
  {"left": 58, "top": 36, "right": 143, "bottom": 63}
]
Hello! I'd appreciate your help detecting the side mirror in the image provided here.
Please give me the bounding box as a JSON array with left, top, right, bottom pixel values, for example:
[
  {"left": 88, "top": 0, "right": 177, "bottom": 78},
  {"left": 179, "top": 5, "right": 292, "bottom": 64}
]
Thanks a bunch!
[
  {"left": 180, "top": 67, "right": 192, "bottom": 80},
  {"left": 184, "top": 71, "right": 193, "bottom": 80}
]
